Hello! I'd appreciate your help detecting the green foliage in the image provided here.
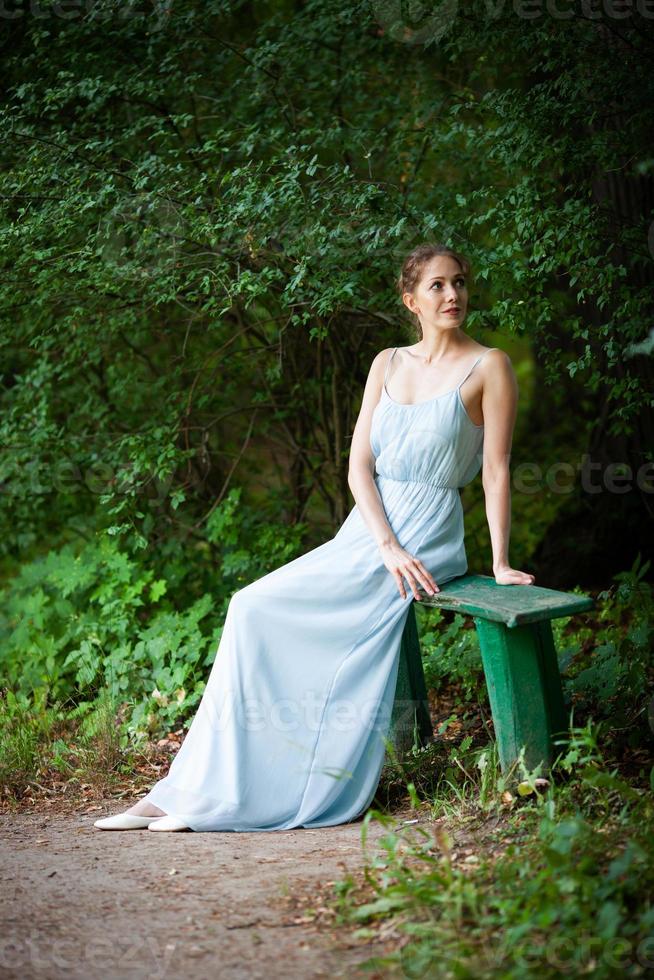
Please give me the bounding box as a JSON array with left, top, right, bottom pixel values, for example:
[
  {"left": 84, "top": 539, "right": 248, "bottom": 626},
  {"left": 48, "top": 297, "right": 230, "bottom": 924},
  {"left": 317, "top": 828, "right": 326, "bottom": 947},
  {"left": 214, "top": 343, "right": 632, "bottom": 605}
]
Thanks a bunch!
[
  {"left": 416, "top": 605, "right": 485, "bottom": 705},
  {"left": 0, "top": 0, "right": 652, "bottom": 564},
  {"left": 0, "top": 485, "right": 303, "bottom": 798},
  {"left": 0, "top": 534, "right": 208, "bottom": 723},
  {"left": 205, "top": 486, "right": 307, "bottom": 579},
  {"left": 0, "top": 506, "right": 306, "bottom": 740},
  {"left": 562, "top": 556, "right": 654, "bottom": 735},
  {"left": 0, "top": 685, "right": 135, "bottom": 800},
  {"left": 0, "top": 689, "right": 65, "bottom": 798},
  {"left": 351, "top": 720, "right": 654, "bottom": 979}
]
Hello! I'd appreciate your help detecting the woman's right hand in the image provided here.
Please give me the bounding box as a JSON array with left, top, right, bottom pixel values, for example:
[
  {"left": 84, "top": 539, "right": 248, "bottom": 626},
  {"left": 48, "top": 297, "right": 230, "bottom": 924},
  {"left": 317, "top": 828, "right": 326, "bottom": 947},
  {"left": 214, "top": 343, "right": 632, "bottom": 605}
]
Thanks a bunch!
[{"left": 379, "top": 541, "right": 440, "bottom": 601}]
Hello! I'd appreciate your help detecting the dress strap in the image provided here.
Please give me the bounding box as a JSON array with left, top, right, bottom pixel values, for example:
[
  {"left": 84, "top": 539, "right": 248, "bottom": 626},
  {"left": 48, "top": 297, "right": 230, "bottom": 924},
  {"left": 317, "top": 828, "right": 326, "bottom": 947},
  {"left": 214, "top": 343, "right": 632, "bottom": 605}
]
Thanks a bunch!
[
  {"left": 456, "top": 347, "right": 499, "bottom": 390},
  {"left": 383, "top": 347, "right": 398, "bottom": 389}
]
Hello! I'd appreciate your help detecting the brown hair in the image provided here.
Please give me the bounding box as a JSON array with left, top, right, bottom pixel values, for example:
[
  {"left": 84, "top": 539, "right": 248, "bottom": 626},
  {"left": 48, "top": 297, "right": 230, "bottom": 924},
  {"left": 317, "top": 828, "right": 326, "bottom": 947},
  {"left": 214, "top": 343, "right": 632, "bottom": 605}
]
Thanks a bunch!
[{"left": 397, "top": 242, "right": 472, "bottom": 339}]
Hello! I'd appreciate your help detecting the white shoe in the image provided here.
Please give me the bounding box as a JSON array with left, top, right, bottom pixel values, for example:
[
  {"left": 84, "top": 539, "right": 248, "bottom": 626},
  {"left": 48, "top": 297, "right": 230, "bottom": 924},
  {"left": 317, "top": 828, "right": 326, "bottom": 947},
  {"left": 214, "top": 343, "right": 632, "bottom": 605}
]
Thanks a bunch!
[
  {"left": 93, "top": 812, "right": 161, "bottom": 830},
  {"left": 148, "top": 815, "right": 191, "bottom": 832}
]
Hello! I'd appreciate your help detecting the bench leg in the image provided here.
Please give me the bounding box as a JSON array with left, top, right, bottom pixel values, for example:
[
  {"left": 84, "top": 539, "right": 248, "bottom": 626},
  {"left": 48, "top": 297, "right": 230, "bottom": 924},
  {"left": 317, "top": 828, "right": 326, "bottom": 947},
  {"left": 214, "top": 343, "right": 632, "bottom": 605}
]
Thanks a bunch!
[
  {"left": 474, "top": 617, "right": 569, "bottom": 775},
  {"left": 388, "top": 604, "right": 434, "bottom": 757}
]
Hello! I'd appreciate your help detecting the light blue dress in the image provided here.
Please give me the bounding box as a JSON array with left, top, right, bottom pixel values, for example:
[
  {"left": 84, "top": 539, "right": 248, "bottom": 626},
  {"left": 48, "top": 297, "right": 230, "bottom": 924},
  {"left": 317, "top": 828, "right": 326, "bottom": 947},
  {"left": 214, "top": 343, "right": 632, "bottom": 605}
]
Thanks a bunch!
[{"left": 141, "top": 347, "right": 498, "bottom": 831}]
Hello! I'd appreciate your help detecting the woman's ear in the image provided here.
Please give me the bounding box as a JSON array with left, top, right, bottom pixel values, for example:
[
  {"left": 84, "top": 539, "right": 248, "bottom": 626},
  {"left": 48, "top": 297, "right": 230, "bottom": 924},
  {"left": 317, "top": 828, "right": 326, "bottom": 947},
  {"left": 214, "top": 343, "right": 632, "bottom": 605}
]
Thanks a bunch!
[{"left": 402, "top": 290, "right": 419, "bottom": 318}]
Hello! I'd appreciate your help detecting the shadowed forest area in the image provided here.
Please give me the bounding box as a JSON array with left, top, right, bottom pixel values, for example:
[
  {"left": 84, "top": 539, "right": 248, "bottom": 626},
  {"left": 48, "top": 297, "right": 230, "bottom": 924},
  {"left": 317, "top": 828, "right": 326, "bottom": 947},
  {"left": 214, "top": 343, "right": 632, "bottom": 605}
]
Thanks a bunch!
[{"left": 1, "top": 1, "right": 653, "bottom": 977}]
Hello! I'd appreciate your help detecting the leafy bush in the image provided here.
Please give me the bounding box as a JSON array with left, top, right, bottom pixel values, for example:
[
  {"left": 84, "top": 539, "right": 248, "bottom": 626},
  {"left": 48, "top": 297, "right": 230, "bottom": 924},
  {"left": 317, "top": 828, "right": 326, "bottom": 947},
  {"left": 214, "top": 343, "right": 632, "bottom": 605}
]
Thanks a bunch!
[
  {"left": 346, "top": 720, "right": 654, "bottom": 979},
  {"left": 0, "top": 492, "right": 307, "bottom": 739},
  {"left": 0, "top": 535, "right": 215, "bottom": 732},
  {"left": 562, "top": 556, "right": 653, "bottom": 740},
  {"left": 416, "top": 605, "right": 485, "bottom": 705}
]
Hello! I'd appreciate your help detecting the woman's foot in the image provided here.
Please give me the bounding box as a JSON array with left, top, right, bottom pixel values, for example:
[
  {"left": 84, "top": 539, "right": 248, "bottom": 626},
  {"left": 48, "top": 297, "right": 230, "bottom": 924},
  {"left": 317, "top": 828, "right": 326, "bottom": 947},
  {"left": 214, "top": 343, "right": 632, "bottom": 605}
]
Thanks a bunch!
[
  {"left": 93, "top": 798, "right": 168, "bottom": 830},
  {"left": 94, "top": 813, "right": 160, "bottom": 830},
  {"left": 148, "top": 815, "right": 191, "bottom": 832},
  {"left": 93, "top": 797, "right": 190, "bottom": 831},
  {"left": 125, "top": 800, "right": 166, "bottom": 818}
]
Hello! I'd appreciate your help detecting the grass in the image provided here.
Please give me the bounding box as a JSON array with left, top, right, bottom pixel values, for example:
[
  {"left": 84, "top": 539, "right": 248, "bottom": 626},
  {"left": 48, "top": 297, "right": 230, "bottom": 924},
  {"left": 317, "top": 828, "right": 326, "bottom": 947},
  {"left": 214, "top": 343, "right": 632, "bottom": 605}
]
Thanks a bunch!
[
  {"left": 0, "top": 686, "right": 145, "bottom": 805},
  {"left": 332, "top": 718, "right": 654, "bottom": 979}
]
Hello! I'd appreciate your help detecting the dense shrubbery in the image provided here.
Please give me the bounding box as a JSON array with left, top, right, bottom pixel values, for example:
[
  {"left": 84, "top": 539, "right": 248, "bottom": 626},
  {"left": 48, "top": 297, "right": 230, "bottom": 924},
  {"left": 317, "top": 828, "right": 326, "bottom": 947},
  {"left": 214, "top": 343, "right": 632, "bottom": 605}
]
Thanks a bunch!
[
  {"left": 341, "top": 720, "right": 654, "bottom": 979},
  {"left": 0, "top": 2, "right": 651, "bottom": 971},
  {"left": 0, "top": 489, "right": 307, "bottom": 748}
]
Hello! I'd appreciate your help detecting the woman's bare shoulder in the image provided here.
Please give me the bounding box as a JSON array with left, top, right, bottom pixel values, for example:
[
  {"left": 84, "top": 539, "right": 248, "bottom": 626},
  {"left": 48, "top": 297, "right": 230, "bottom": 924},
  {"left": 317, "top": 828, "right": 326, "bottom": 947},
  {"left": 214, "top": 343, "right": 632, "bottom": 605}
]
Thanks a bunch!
[
  {"left": 368, "top": 346, "right": 397, "bottom": 374},
  {"left": 482, "top": 346, "right": 513, "bottom": 368},
  {"left": 480, "top": 347, "right": 516, "bottom": 392},
  {"left": 475, "top": 346, "right": 512, "bottom": 370},
  {"left": 372, "top": 345, "right": 398, "bottom": 361}
]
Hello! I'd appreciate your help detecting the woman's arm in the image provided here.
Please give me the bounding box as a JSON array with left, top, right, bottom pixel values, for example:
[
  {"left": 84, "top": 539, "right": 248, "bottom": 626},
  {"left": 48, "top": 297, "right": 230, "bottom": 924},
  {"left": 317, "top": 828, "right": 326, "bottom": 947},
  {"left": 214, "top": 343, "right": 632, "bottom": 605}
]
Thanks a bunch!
[
  {"left": 479, "top": 350, "right": 536, "bottom": 586},
  {"left": 348, "top": 349, "right": 439, "bottom": 600}
]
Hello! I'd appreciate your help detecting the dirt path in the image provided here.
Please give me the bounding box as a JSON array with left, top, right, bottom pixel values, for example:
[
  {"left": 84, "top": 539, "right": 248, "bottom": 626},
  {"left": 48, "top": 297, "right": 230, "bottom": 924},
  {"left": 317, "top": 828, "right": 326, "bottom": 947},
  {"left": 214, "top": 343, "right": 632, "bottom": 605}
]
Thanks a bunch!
[{"left": 0, "top": 802, "right": 414, "bottom": 980}]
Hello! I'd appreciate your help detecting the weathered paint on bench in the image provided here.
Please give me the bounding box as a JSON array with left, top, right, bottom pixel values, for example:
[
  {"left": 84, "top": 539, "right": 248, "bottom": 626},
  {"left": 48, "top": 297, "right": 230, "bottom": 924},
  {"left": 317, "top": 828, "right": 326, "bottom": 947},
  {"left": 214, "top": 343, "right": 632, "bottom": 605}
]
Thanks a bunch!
[
  {"left": 388, "top": 574, "right": 594, "bottom": 776},
  {"left": 417, "top": 574, "right": 594, "bottom": 628}
]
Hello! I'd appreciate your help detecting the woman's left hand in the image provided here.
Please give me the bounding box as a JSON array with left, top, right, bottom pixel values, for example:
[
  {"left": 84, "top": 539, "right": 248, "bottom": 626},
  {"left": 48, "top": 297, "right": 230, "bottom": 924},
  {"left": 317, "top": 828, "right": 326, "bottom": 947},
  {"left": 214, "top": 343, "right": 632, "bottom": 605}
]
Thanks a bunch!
[{"left": 494, "top": 565, "right": 536, "bottom": 586}]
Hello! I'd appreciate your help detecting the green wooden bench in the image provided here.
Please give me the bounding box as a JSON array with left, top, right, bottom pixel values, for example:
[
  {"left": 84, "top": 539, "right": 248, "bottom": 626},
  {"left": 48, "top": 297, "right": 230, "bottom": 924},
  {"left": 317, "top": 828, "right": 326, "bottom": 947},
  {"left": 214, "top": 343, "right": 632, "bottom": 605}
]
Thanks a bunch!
[{"left": 388, "top": 574, "right": 594, "bottom": 775}]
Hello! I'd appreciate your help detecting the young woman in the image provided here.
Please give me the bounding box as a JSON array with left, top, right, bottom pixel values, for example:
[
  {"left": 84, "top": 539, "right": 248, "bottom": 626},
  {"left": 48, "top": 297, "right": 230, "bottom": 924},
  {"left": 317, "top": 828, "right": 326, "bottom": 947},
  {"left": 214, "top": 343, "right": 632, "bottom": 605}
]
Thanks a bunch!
[{"left": 94, "top": 241, "right": 534, "bottom": 833}]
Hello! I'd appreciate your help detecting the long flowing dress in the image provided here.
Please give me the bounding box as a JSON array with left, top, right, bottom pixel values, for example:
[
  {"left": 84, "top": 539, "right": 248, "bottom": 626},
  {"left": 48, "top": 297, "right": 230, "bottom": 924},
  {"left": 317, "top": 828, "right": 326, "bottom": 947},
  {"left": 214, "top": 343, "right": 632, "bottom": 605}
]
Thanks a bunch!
[{"left": 141, "top": 347, "right": 498, "bottom": 831}]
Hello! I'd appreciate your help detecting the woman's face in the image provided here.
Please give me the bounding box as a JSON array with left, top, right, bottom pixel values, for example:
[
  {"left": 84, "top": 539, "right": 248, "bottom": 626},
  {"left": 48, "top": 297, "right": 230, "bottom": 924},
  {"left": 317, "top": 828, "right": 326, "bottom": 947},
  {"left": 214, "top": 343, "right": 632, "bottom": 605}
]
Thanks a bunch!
[{"left": 403, "top": 255, "right": 468, "bottom": 329}]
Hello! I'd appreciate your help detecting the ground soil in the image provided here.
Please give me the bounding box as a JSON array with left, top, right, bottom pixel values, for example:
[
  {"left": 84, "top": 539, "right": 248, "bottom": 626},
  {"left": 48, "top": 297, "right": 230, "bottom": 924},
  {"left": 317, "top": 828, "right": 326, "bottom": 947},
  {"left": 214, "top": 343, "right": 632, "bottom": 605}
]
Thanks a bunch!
[
  {"left": 0, "top": 799, "right": 430, "bottom": 980},
  {"left": 0, "top": 686, "right": 509, "bottom": 979}
]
